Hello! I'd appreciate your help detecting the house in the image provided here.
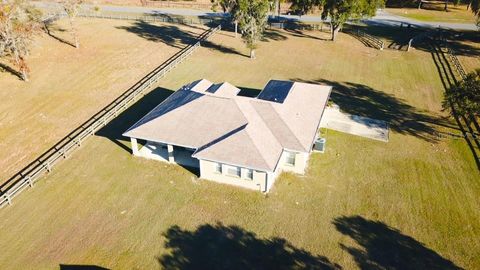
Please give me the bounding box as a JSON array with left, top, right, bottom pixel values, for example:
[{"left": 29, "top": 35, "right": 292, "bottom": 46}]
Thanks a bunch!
[{"left": 123, "top": 79, "right": 332, "bottom": 192}]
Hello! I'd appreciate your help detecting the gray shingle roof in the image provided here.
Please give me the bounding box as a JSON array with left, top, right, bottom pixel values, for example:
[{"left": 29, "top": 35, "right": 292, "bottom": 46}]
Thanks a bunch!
[{"left": 123, "top": 79, "right": 331, "bottom": 171}]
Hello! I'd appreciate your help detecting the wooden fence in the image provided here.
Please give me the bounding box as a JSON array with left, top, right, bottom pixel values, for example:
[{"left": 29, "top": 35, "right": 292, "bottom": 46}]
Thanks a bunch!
[
  {"left": 77, "top": 12, "right": 222, "bottom": 26},
  {"left": 444, "top": 46, "right": 467, "bottom": 80},
  {"left": 345, "top": 29, "right": 384, "bottom": 50},
  {"left": 141, "top": 0, "right": 212, "bottom": 10},
  {"left": 0, "top": 25, "right": 221, "bottom": 209}
]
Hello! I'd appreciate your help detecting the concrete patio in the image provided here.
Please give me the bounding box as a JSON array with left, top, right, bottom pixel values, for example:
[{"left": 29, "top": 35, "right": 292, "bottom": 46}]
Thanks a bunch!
[
  {"left": 137, "top": 142, "right": 199, "bottom": 168},
  {"left": 320, "top": 106, "right": 389, "bottom": 142}
]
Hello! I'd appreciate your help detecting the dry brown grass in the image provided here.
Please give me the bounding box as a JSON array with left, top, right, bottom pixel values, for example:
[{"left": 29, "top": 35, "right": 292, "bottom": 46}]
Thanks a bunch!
[{"left": 0, "top": 18, "right": 207, "bottom": 185}]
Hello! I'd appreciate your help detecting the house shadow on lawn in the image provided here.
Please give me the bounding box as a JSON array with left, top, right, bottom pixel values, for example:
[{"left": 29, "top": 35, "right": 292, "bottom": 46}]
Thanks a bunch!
[
  {"left": 333, "top": 215, "right": 463, "bottom": 270},
  {"left": 95, "top": 87, "right": 174, "bottom": 154},
  {"left": 292, "top": 78, "right": 457, "bottom": 142},
  {"left": 95, "top": 87, "right": 200, "bottom": 176},
  {"left": 158, "top": 222, "right": 341, "bottom": 270}
]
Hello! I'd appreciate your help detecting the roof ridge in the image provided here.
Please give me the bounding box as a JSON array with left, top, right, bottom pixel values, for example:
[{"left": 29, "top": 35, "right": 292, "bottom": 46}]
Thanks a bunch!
[
  {"left": 241, "top": 128, "right": 275, "bottom": 170},
  {"left": 253, "top": 100, "right": 307, "bottom": 152},
  {"left": 235, "top": 98, "right": 282, "bottom": 170}
]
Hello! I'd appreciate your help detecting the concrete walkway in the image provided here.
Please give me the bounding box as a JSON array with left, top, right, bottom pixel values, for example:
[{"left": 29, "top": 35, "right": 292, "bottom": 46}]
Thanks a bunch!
[
  {"left": 34, "top": 2, "right": 478, "bottom": 31},
  {"left": 320, "top": 107, "right": 389, "bottom": 142}
]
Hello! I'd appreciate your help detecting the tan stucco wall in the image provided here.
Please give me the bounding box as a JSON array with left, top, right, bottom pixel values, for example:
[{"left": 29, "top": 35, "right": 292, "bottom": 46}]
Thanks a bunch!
[
  {"left": 277, "top": 150, "right": 309, "bottom": 174},
  {"left": 199, "top": 159, "right": 268, "bottom": 192}
]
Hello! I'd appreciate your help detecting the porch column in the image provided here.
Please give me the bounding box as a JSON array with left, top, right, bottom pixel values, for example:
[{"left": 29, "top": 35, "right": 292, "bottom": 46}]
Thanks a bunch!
[
  {"left": 131, "top": 138, "right": 139, "bottom": 156},
  {"left": 167, "top": 144, "right": 175, "bottom": 163}
]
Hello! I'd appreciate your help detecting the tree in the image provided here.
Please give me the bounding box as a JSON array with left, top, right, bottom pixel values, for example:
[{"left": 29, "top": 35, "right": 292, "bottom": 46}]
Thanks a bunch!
[
  {"left": 468, "top": 0, "right": 480, "bottom": 26},
  {"left": 211, "top": 0, "right": 241, "bottom": 37},
  {"left": 321, "top": 0, "right": 384, "bottom": 41},
  {"left": 290, "top": 0, "right": 383, "bottom": 41},
  {"left": 237, "top": 0, "right": 270, "bottom": 59},
  {"left": 443, "top": 70, "right": 480, "bottom": 117},
  {"left": 290, "top": 0, "right": 322, "bottom": 16},
  {"left": 0, "top": 0, "right": 42, "bottom": 81},
  {"left": 61, "top": 0, "right": 83, "bottom": 48}
]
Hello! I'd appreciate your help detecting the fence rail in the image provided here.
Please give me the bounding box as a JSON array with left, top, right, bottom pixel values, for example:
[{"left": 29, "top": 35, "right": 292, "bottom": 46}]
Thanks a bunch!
[
  {"left": 345, "top": 29, "right": 384, "bottom": 50},
  {"left": 0, "top": 24, "right": 221, "bottom": 209},
  {"left": 77, "top": 12, "right": 222, "bottom": 26},
  {"left": 444, "top": 46, "right": 467, "bottom": 80}
]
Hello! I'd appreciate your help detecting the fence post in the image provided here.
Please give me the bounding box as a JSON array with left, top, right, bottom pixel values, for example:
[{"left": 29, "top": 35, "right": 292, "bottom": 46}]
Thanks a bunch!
[
  {"left": 44, "top": 162, "right": 51, "bottom": 172},
  {"left": 5, "top": 193, "right": 11, "bottom": 205},
  {"left": 26, "top": 176, "right": 33, "bottom": 187}
]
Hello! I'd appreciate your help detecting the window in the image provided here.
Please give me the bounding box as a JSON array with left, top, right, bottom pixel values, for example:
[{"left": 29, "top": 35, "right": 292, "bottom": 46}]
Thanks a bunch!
[
  {"left": 285, "top": 151, "right": 296, "bottom": 166},
  {"left": 245, "top": 169, "right": 253, "bottom": 180},
  {"left": 215, "top": 163, "right": 222, "bottom": 174},
  {"left": 227, "top": 166, "right": 241, "bottom": 177}
]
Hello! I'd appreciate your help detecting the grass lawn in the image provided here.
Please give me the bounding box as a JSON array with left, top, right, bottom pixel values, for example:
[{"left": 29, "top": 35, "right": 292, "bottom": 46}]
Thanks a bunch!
[
  {"left": 0, "top": 22, "right": 479, "bottom": 269},
  {"left": 387, "top": 4, "right": 477, "bottom": 23},
  {"left": 0, "top": 18, "right": 207, "bottom": 187}
]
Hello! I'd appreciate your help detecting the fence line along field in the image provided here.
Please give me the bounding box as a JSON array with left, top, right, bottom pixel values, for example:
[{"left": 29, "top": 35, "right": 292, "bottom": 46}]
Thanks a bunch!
[
  {"left": 0, "top": 18, "right": 208, "bottom": 187},
  {"left": 0, "top": 25, "right": 221, "bottom": 208}
]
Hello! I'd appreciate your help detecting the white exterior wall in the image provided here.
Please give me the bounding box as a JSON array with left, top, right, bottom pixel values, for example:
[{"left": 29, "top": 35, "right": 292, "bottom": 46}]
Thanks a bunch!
[
  {"left": 277, "top": 150, "right": 310, "bottom": 174},
  {"left": 199, "top": 159, "right": 269, "bottom": 192}
]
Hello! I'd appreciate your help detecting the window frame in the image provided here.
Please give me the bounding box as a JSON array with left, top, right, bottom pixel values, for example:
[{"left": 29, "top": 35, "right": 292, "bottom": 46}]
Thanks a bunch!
[
  {"left": 214, "top": 163, "right": 222, "bottom": 174},
  {"left": 285, "top": 151, "right": 296, "bottom": 166},
  {"left": 245, "top": 169, "right": 253, "bottom": 180},
  {"left": 226, "top": 166, "right": 241, "bottom": 178}
]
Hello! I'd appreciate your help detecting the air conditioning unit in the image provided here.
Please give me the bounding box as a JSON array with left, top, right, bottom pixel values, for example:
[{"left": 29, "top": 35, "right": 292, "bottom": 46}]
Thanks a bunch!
[{"left": 314, "top": 138, "right": 326, "bottom": 153}]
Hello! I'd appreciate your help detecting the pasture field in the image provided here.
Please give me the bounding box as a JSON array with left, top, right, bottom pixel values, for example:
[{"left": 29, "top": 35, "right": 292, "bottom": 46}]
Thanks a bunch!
[
  {"left": 0, "top": 18, "right": 207, "bottom": 187},
  {"left": 0, "top": 20, "right": 479, "bottom": 269},
  {"left": 387, "top": 4, "right": 477, "bottom": 23}
]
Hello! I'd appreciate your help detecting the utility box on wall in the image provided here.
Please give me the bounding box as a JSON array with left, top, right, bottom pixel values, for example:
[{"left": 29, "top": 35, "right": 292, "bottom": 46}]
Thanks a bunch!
[{"left": 314, "top": 138, "right": 326, "bottom": 153}]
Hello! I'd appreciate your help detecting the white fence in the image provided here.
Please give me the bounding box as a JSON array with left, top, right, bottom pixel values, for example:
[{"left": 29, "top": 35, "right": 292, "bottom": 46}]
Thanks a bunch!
[{"left": 0, "top": 25, "right": 221, "bottom": 209}]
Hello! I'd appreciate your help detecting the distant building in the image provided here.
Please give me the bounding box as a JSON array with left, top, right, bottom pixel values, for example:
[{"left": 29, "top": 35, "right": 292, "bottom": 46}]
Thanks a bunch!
[{"left": 124, "top": 79, "right": 331, "bottom": 192}]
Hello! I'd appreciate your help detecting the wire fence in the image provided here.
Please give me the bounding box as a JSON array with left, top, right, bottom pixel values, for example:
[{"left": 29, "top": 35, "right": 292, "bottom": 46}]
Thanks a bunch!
[{"left": 0, "top": 25, "right": 222, "bottom": 209}]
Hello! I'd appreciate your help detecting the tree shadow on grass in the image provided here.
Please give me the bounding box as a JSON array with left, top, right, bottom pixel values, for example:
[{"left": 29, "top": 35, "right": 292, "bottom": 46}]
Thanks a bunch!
[
  {"left": 59, "top": 264, "right": 109, "bottom": 270},
  {"left": 117, "top": 20, "right": 245, "bottom": 57},
  {"left": 333, "top": 215, "right": 464, "bottom": 270},
  {"left": 292, "top": 78, "right": 457, "bottom": 142},
  {"left": 344, "top": 24, "right": 426, "bottom": 52},
  {"left": 0, "top": 62, "right": 23, "bottom": 80},
  {"left": 444, "top": 30, "right": 480, "bottom": 58},
  {"left": 284, "top": 28, "right": 331, "bottom": 41},
  {"left": 158, "top": 222, "right": 342, "bottom": 270},
  {"left": 44, "top": 23, "right": 76, "bottom": 48},
  {"left": 116, "top": 21, "right": 199, "bottom": 49}
]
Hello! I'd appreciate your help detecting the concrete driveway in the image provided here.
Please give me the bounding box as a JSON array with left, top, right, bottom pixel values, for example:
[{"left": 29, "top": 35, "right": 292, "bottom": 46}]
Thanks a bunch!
[{"left": 320, "top": 107, "right": 389, "bottom": 142}]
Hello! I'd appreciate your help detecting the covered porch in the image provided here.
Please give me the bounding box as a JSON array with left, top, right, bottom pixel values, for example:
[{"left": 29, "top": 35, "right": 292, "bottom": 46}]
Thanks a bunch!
[{"left": 130, "top": 138, "right": 199, "bottom": 168}]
